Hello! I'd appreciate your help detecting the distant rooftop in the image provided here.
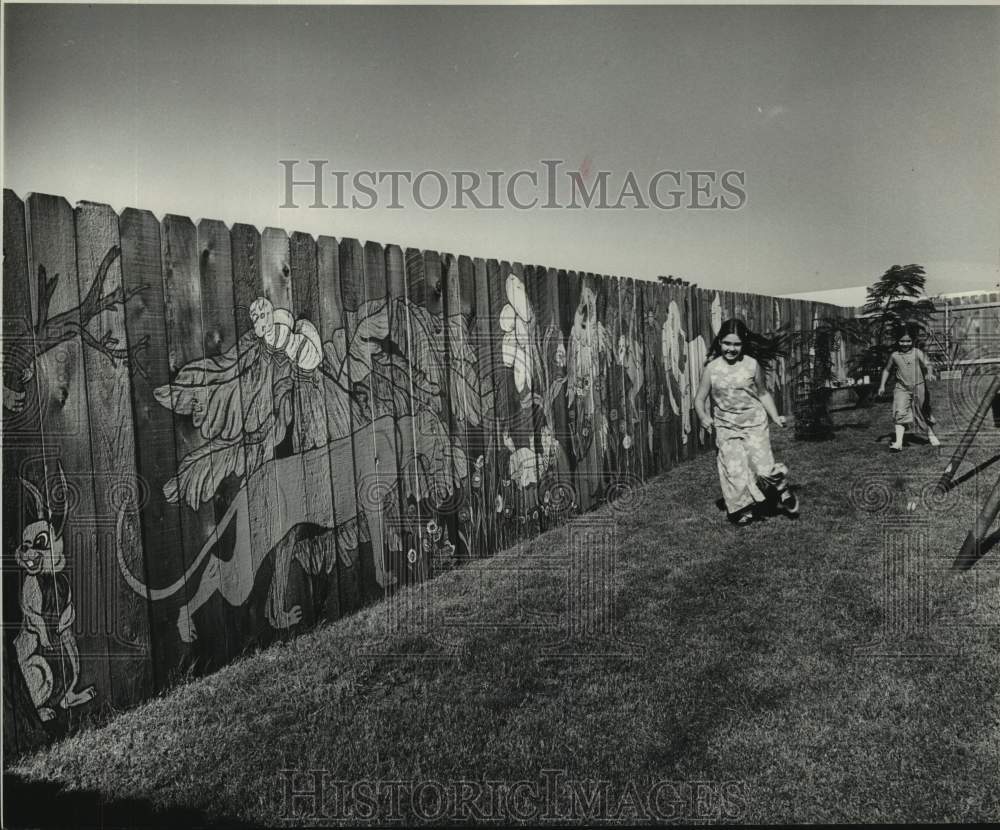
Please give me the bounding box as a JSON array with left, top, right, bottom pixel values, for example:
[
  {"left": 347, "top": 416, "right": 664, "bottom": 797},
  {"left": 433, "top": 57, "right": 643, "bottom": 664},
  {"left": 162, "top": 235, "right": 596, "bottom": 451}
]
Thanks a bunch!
[
  {"left": 780, "top": 286, "right": 998, "bottom": 308},
  {"left": 779, "top": 286, "right": 868, "bottom": 308}
]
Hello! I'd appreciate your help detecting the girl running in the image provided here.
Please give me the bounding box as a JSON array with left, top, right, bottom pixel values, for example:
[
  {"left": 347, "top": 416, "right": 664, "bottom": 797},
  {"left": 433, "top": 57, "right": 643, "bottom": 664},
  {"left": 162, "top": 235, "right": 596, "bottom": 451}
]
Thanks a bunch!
[
  {"left": 877, "top": 325, "right": 940, "bottom": 450},
  {"left": 694, "top": 319, "right": 797, "bottom": 525}
]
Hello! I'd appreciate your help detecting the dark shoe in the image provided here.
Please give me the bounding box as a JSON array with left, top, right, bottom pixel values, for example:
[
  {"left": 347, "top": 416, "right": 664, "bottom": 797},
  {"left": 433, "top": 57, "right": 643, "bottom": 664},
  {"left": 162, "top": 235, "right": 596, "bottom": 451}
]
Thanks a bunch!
[
  {"left": 733, "top": 510, "right": 756, "bottom": 526},
  {"left": 779, "top": 490, "right": 799, "bottom": 516}
]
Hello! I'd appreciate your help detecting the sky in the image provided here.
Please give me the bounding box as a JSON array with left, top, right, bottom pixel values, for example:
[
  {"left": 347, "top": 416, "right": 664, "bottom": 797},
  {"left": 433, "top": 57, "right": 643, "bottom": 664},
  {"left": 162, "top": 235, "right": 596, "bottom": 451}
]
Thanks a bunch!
[{"left": 4, "top": 3, "right": 998, "bottom": 301}]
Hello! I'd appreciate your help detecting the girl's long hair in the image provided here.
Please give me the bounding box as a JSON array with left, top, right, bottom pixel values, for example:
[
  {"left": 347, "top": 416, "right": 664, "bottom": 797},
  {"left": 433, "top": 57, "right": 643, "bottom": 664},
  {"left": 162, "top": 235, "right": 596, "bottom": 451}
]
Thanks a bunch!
[{"left": 707, "top": 318, "right": 785, "bottom": 371}]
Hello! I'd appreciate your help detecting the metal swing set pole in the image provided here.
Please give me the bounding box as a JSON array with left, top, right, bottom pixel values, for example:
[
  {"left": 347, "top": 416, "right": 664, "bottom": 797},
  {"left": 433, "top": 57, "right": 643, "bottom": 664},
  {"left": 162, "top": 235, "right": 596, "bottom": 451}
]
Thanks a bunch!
[
  {"left": 953, "top": 466, "right": 1000, "bottom": 570},
  {"left": 945, "top": 374, "right": 1000, "bottom": 570},
  {"left": 938, "top": 374, "right": 1000, "bottom": 492}
]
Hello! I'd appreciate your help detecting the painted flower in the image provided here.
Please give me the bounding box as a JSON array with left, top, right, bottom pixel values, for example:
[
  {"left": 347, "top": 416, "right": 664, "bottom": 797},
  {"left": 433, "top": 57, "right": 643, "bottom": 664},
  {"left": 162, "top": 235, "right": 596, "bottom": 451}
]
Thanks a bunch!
[
  {"left": 622, "top": 434, "right": 633, "bottom": 449},
  {"left": 509, "top": 447, "right": 539, "bottom": 488},
  {"left": 508, "top": 426, "right": 561, "bottom": 489},
  {"left": 495, "top": 495, "right": 504, "bottom": 513},
  {"left": 407, "top": 548, "right": 419, "bottom": 564},
  {"left": 555, "top": 342, "right": 567, "bottom": 368},
  {"left": 499, "top": 274, "right": 533, "bottom": 393},
  {"left": 539, "top": 425, "right": 557, "bottom": 466}
]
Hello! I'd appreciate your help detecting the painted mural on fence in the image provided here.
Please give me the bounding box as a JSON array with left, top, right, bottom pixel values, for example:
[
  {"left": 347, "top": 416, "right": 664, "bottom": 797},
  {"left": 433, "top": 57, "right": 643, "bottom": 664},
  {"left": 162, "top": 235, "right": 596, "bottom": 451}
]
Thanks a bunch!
[
  {"left": 4, "top": 237, "right": 150, "bottom": 727},
  {"left": 13, "top": 465, "right": 95, "bottom": 722},
  {"left": 114, "top": 268, "right": 585, "bottom": 643},
  {"left": 116, "top": 292, "right": 474, "bottom": 641},
  {"left": 2, "top": 245, "right": 147, "bottom": 413},
  {"left": 3, "top": 190, "right": 843, "bottom": 755}
]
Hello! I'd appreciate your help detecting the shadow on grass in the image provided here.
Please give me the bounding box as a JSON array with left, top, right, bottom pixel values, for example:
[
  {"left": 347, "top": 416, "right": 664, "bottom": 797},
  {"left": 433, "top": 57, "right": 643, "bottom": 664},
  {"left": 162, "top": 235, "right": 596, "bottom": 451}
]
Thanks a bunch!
[
  {"left": 873, "top": 431, "right": 940, "bottom": 447},
  {"left": 611, "top": 548, "right": 800, "bottom": 771},
  {"left": 830, "top": 421, "right": 872, "bottom": 431},
  {"left": 3, "top": 773, "right": 261, "bottom": 830}
]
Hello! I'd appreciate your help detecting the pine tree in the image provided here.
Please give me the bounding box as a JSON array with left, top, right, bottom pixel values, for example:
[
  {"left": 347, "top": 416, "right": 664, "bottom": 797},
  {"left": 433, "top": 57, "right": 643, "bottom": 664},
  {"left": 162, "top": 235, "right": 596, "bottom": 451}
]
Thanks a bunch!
[{"left": 858, "top": 264, "right": 936, "bottom": 379}]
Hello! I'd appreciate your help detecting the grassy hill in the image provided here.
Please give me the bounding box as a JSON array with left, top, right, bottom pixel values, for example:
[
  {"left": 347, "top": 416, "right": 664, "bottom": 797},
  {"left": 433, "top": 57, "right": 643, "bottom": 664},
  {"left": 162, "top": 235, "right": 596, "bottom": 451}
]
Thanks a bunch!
[{"left": 6, "top": 384, "right": 1000, "bottom": 826}]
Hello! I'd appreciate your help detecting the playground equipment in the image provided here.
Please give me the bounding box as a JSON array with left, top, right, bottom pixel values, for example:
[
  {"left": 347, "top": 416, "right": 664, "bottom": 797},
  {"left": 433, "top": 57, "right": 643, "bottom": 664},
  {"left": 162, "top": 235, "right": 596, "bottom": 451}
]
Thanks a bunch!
[{"left": 939, "top": 374, "right": 1000, "bottom": 569}]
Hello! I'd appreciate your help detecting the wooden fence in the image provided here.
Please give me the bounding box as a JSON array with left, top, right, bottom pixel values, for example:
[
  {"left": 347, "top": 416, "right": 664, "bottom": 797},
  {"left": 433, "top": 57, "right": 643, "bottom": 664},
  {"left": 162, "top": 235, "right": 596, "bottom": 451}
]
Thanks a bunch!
[
  {"left": 925, "top": 292, "right": 1000, "bottom": 369},
  {"left": 2, "top": 190, "right": 851, "bottom": 755}
]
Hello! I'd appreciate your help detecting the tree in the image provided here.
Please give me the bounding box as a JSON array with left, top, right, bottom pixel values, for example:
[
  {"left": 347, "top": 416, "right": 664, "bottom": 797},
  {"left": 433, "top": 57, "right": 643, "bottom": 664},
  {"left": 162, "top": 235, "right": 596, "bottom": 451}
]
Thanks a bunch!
[
  {"left": 787, "top": 265, "right": 936, "bottom": 440},
  {"left": 857, "top": 264, "right": 936, "bottom": 378},
  {"left": 788, "top": 318, "right": 842, "bottom": 440}
]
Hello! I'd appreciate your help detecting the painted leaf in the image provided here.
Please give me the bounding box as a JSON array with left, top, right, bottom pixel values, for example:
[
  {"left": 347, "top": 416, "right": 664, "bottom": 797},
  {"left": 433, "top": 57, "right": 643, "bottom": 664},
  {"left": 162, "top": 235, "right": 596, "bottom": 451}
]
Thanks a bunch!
[
  {"left": 344, "top": 299, "right": 390, "bottom": 383},
  {"left": 368, "top": 351, "right": 438, "bottom": 418},
  {"left": 445, "top": 315, "right": 486, "bottom": 426},
  {"left": 154, "top": 330, "right": 261, "bottom": 441},
  {"left": 389, "top": 298, "right": 447, "bottom": 395},
  {"left": 404, "top": 409, "right": 468, "bottom": 503}
]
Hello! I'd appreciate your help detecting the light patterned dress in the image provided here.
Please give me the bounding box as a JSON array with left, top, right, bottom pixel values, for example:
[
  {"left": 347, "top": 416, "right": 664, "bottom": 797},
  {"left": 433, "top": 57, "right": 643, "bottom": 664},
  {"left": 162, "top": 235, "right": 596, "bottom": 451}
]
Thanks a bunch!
[
  {"left": 708, "top": 355, "right": 788, "bottom": 514},
  {"left": 885, "top": 348, "right": 931, "bottom": 436}
]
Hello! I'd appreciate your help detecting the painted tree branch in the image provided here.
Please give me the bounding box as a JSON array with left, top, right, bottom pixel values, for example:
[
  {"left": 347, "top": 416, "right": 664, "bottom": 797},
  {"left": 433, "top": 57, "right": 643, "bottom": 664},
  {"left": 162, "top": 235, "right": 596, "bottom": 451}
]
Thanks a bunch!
[{"left": 4, "top": 247, "right": 151, "bottom": 406}]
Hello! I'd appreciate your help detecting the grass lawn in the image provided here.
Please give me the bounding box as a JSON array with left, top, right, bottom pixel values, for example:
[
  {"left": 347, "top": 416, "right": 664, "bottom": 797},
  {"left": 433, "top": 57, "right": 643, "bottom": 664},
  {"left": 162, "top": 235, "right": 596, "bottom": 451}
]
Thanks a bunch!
[{"left": 6, "top": 381, "right": 1000, "bottom": 826}]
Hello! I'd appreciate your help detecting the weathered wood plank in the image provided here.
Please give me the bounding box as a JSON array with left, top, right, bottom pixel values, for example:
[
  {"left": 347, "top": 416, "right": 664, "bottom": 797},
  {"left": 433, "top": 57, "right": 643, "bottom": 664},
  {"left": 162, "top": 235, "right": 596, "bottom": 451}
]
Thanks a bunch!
[
  {"left": 362, "top": 239, "right": 404, "bottom": 587},
  {"left": 445, "top": 255, "right": 480, "bottom": 557},
  {"left": 399, "top": 246, "right": 442, "bottom": 581},
  {"left": 385, "top": 243, "right": 424, "bottom": 591},
  {"left": 673, "top": 280, "right": 696, "bottom": 463},
  {"left": 690, "top": 286, "right": 714, "bottom": 453},
  {"left": 339, "top": 238, "right": 383, "bottom": 601},
  {"left": 639, "top": 282, "right": 659, "bottom": 476},
  {"left": 594, "top": 273, "right": 616, "bottom": 505},
  {"left": 259, "top": 226, "right": 315, "bottom": 637},
  {"left": 421, "top": 249, "right": 465, "bottom": 563},
  {"left": 195, "top": 217, "right": 251, "bottom": 659},
  {"left": 119, "top": 207, "right": 185, "bottom": 687},
  {"left": 485, "top": 259, "right": 520, "bottom": 546},
  {"left": 316, "top": 235, "right": 361, "bottom": 615},
  {"left": 559, "top": 269, "right": 589, "bottom": 513},
  {"left": 229, "top": 223, "right": 284, "bottom": 646},
  {"left": 288, "top": 230, "right": 340, "bottom": 628},
  {"left": 627, "top": 278, "right": 648, "bottom": 484},
  {"left": 512, "top": 262, "right": 543, "bottom": 539},
  {"left": 160, "top": 214, "right": 229, "bottom": 666},
  {"left": 529, "top": 265, "right": 572, "bottom": 527},
  {"left": 24, "top": 192, "right": 109, "bottom": 726},
  {"left": 2, "top": 189, "right": 51, "bottom": 755},
  {"left": 472, "top": 257, "right": 502, "bottom": 555},
  {"left": 75, "top": 200, "right": 153, "bottom": 708},
  {"left": 570, "top": 272, "right": 606, "bottom": 511},
  {"left": 608, "top": 276, "right": 627, "bottom": 486},
  {"left": 622, "top": 278, "right": 639, "bottom": 479},
  {"left": 497, "top": 261, "right": 538, "bottom": 541}
]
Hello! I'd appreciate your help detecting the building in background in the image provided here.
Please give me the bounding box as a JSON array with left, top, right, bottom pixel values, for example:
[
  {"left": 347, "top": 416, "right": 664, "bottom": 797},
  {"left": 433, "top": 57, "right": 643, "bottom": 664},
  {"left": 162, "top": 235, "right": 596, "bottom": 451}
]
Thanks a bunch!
[{"left": 781, "top": 286, "right": 1000, "bottom": 371}]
